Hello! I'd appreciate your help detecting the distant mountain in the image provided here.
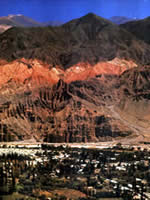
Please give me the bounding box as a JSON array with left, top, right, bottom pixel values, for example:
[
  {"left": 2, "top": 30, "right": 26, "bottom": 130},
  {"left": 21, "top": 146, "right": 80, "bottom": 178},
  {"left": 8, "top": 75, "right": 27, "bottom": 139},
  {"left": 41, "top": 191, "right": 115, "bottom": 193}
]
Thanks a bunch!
[
  {"left": 110, "top": 16, "right": 137, "bottom": 25},
  {"left": 0, "top": 13, "right": 150, "bottom": 143},
  {"left": 0, "top": 14, "right": 43, "bottom": 33},
  {"left": 44, "top": 21, "right": 63, "bottom": 26},
  {"left": 0, "top": 14, "right": 42, "bottom": 27},
  {"left": 0, "top": 14, "right": 63, "bottom": 33}
]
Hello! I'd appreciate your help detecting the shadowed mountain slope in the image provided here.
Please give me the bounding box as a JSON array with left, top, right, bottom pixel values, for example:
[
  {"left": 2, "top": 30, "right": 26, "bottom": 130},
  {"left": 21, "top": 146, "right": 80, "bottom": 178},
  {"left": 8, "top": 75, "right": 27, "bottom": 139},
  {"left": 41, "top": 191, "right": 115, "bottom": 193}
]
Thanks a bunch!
[
  {"left": 121, "top": 17, "right": 150, "bottom": 46},
  {"left": 116, "top": 65, "right": 150, "bottom": 130},
  {"left": 0, "top": 13, "right": 149, "bottom": 143},
  {"left": 0, "top": 13, "right": 150, "bottom": 68}
]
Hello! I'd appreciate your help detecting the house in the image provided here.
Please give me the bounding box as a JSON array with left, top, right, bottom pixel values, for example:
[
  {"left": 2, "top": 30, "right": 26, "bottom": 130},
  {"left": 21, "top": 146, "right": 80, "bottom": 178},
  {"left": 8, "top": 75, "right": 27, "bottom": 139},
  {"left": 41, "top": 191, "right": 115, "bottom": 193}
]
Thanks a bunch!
[
  {"left": 86, "top": 186, "right": 96, "bottom": 196},
  {"left": 133, "top": 194, "right": 141, "bottom": 200}
]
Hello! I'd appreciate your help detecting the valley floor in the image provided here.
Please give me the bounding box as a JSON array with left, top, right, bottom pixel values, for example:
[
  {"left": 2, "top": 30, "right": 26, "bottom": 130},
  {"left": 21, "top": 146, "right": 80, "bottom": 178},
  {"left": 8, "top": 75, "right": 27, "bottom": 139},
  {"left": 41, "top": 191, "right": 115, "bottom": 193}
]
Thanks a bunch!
[{"left": 0, "top": 143, "right": 150, "bottom": 199}]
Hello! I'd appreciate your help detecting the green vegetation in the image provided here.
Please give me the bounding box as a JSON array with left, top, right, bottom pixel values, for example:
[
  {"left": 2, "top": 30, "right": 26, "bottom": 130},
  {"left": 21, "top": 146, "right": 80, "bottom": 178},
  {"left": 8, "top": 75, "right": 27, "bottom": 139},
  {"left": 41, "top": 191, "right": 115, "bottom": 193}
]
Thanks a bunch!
[{"left": 0, "top": 145, "right": 150, "bottom": 199}]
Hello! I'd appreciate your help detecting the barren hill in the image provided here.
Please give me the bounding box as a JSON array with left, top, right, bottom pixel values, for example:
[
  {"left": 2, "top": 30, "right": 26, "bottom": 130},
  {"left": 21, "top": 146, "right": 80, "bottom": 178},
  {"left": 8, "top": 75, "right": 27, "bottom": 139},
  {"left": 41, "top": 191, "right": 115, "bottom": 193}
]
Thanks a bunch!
[{"left": 0, "top": 13, "right": 150, "bottom": 143}]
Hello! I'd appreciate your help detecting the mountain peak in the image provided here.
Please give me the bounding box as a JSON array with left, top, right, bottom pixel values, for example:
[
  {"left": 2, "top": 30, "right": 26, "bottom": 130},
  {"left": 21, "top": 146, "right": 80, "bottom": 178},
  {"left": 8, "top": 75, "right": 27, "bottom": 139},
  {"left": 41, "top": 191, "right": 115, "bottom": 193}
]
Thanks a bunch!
[
  {"left": 63, "top": 12, "right": 113, "bottom": 28},
  {"left": 76, "top": 12, "right": 114, "bottom": 27},
  {"left": 84, "top": 12, "right": 97, "bottom": 18},
  {"left": 81, "top": 12, "right": 110, "bottom": 22}
]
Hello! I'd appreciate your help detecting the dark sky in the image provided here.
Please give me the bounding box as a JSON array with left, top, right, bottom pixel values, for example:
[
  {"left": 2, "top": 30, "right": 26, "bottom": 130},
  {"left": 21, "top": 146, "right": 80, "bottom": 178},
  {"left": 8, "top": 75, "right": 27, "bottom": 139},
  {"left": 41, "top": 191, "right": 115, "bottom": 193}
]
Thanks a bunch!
[{"left": 0, "top": 0, "right": 149, "bottom": 23}]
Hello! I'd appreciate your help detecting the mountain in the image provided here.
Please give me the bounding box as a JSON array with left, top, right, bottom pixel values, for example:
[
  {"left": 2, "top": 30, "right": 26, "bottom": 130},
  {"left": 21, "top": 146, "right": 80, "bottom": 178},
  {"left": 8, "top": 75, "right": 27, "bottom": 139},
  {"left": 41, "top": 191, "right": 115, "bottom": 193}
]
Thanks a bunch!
[
  {"left": 0, "top": 14, "right": 43, "bottom": 33},
  {"left": 115, "top": 65, "right": 150, "bottom": 138},
  {"left": 110, "top": 16, "right": 137, "bottom": 25},
  {"left": 0, "top": 13, "right": 150, "bottom": 143},
  {"left": 44, "top": 21, "right": 63, "bottom": 26},
  {"left": 120, "top": 16, "right": 150, "bottom": 45},
  {"left": 0, "top": 13, "right": 150, "bottom": 66},
  {"left": 4, "top": 14, "right": 43, "bottom": 27},
  {"left": 0, "top": 14, "right": 63, "bottom": 33},
  {"left": 0, "top": 58, "right": 135, "bottom": 142}
]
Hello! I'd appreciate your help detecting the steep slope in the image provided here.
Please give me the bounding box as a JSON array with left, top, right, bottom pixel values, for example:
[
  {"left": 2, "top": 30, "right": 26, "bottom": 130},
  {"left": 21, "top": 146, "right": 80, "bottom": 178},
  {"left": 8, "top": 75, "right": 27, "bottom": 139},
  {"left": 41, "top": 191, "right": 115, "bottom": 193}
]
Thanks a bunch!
[
  {"left": 0, "top": 58, "right": 136, "bottom": 142},
  {"left": 62, "top": 13, "right": 150, "bottom": 66},
  {"left": 0, "top": 13, "right": 150, "bottom": 68},
  {"left": 121, "top": 17, "right": 150, "bottom": 45},
  {"left": 115, "top": 65, "right": 150, "bottom": 135},
  {"left": 0, "top": 13, "right": 150, "bottom": 143}
]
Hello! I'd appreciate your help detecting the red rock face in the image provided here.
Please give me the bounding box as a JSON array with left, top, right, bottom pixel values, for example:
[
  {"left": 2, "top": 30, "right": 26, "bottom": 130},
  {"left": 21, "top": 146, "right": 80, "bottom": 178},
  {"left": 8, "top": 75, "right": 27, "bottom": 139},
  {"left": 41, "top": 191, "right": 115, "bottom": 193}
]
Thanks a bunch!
[
  {"left": 64, "top": 59, "right": 137, "bottom": 83},
  {"left": 0, "top": 13, "right": 150, "bottom": 143},
  {"left": 0, "top": 59, "right": 61, "bottom": 87},
  {"left": 0, "top": 57, "right": 138, "bottom": 142},
  {"left": 0, "top": 57, "right": 150, "bottom": 143},
  {"left": 0, "top": 58, "right": 137, "bottom": 88}
]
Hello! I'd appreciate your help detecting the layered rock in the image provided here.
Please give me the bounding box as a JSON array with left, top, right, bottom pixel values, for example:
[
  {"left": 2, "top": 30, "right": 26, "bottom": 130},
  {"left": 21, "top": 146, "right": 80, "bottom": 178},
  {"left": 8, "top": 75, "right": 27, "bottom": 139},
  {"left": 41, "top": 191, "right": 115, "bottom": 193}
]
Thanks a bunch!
[
  {"left": 0, "top": 13, "right": 150, "bottom": 143},
  {"left": 116, "top": 65, "right": 150, "bottom": 131},
  {"left": 0, "top": 58, "right": 135, "bottom": 142}
]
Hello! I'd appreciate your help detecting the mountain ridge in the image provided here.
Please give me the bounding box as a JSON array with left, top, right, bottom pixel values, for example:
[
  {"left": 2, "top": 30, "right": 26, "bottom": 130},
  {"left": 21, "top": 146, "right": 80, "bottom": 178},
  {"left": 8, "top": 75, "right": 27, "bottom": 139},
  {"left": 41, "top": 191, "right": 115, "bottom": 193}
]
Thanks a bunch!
[
  {"left": 121, "top": 16, "right": 150, "bottom": 45},
  {"left": 0, "top": 13, "right": 149, "bottom": 143},
  {"left": 0, "top": 13, "right": 150, "bottom": 68},
  {"left": 110, "top": 16, "right": 138, "bottom": 24},
  {"left": 0, "top": 14, "right": 63, "bottom": 33}
]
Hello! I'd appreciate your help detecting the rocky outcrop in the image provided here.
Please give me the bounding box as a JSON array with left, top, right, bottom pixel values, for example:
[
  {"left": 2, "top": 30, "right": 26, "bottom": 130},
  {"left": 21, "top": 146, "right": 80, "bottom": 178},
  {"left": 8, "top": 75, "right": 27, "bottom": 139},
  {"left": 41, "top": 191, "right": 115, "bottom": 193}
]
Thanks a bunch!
[
  {"left": 0, "top": 57, "right": 135, "bottom": 142},
  {"left": 0, "top": 13, "right": 150, "bottom": 143},
  {"left": 115, "top": 65, "right": 150, "bottom": 131},
  {"left": 0, "top": 81, "right": 132, "bottom": 142}
]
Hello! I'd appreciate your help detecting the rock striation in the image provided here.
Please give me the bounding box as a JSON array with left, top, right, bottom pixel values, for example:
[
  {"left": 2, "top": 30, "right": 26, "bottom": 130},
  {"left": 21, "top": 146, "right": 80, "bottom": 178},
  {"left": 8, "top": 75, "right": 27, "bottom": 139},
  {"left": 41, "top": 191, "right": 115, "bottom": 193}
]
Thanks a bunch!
[
  {"left": 0, "top": 58, "right": 137, "bottom": 142},
  {"left": 0, "top": 13, "right": 150, "bottom": 143}
]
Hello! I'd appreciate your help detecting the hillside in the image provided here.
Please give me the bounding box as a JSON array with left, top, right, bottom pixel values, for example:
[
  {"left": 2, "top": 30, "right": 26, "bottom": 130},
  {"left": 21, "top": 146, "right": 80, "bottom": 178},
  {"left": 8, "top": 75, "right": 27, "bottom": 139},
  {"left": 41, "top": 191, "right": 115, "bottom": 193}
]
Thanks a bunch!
[
  {"left": 0, "top": 13, "right": 150, "bottom": 143},
  {"left": 121, "top": 17, "right": 150, "bottom": 46},
  {"left": 0, "top": 13, "right": 150, "bottom": 67}
]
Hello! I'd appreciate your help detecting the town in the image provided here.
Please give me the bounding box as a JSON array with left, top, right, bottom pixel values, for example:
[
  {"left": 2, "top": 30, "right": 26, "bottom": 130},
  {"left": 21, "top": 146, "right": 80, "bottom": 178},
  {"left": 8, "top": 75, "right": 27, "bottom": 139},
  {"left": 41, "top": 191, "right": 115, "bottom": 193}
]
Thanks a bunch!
[{"left": 0, "top": 143, "right": 150, "bottom": 200}]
